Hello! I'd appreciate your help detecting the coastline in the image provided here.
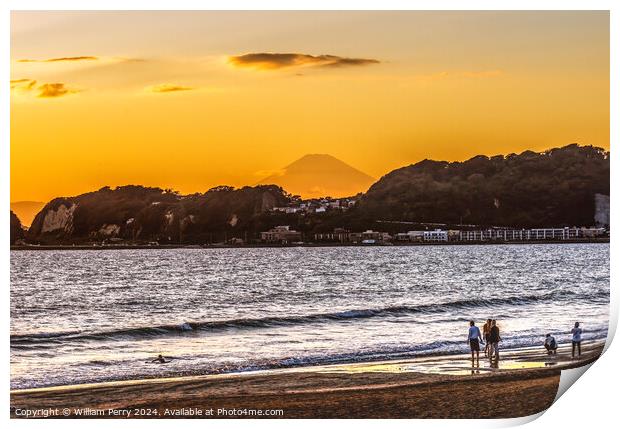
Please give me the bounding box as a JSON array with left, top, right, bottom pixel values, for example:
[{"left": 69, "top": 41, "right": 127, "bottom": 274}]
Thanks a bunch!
[
  {"left": 11, "top": 341, "right": 604, "bottom": 418},
  {"left": 10, "top": 238, "right": 610, "bottom": 251}
]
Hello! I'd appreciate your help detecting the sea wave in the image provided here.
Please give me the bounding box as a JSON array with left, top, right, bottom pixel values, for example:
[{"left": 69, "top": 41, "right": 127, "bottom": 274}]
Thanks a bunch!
[
  {"left": 10, "top": 289, "right": 606, "bottom": 346},
  {"left": 10, "top": 329, "right": 610, "bottom": 390}
]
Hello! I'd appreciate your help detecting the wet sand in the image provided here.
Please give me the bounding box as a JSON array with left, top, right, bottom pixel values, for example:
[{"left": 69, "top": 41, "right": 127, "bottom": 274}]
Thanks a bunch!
[{"left": 11, "top": 342, "right": 603, "bottom": 419}]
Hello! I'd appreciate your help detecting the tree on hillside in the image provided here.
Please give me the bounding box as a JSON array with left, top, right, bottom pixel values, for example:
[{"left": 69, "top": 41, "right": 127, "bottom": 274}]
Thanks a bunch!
[{"left": 353, "top": 144, "right": 609, "bottom": 228}]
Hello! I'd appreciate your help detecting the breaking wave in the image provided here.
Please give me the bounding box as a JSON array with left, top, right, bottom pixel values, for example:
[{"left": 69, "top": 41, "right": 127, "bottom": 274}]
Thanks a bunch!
[{"left": 10, "top": 290, "right": 605, "bottom": 346}]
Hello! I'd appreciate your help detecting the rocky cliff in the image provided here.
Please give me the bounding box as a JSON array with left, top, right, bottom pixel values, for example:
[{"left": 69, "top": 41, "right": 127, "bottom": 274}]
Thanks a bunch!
[
  {"left": 27, "top": 185, "right": 291, "bottom": 244},
  {"left": 10, "top": 211, "right": 25, "bottom": 245}
]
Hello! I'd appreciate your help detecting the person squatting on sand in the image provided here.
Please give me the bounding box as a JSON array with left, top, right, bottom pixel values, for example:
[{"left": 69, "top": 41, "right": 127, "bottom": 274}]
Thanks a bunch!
[
  {"left": 571, "top": 322, "right": 583, "bottom": 358},
  {"left": 544, "top": 333, "right": 558, "bottom": 355},
  {"left": 482, "top": 318, "right": 492, "bottom": 357},
  {"left": 467, "top": 320, "right": 484, "bottom": 366}
]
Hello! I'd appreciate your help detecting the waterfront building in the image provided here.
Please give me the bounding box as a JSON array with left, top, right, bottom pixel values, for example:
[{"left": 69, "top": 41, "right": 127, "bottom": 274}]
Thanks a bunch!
[
  {"left": 260, "top": 226, "right": 302, "bottom": 243},
  {"left": 423, "top": 229, "right": 448, "bottom": 242}
]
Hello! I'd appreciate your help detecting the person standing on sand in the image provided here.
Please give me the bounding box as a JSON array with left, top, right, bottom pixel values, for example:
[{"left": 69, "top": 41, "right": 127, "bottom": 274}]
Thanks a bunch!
[
  {"left": 482, "top": 319, "right": 492, "bottom": 357},
  {"left": 488, "top": 320, "right": 501, "bottom": 362},
  {"left": 467, "top": 320, "right": 484, "bottom": 366},
  {"left": 571, "top": 322, "right": 583, "bottom": 358}
]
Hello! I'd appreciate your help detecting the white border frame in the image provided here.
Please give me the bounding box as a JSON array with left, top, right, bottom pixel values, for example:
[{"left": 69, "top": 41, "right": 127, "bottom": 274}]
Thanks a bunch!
[{"left": 3, "top": 1, "right": 617, "bottom": 428}]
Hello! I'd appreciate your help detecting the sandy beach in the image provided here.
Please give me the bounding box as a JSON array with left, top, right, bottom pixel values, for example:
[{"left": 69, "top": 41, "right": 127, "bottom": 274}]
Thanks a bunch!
[{"left": 11, "top": 342, "right": 603, "bottom": 419}]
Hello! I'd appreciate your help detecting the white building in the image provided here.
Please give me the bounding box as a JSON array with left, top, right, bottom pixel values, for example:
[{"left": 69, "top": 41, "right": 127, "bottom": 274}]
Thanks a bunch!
[
  {"left": 394, "top": 231, "right": 425, "bottom": 242},
  {"left": 260, "top": 226, "right": 302, "bottom": 243},
  {"left": 458, "top": 227, "right": 590, "bottom": 241},
  {"left": 423, "top": 229, "right": 448, "bottom": 242}
]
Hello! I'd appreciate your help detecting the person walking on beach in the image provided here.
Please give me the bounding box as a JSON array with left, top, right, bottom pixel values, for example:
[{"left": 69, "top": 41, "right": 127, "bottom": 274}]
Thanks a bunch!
[
  {"left": 482, "top": 319, "right": 492, "bottom": 357},
  {"left": 571, "top": 322, "right": 583, "bottom": 358},
  {"left": 544, "top": 333, "right": 558, "bottom": 355},
  {"left": 467, "top": 320, "right": 484, "bottom": 366},
  {"left": 488, "top": 320, "right": 501, "bottom": 363}
]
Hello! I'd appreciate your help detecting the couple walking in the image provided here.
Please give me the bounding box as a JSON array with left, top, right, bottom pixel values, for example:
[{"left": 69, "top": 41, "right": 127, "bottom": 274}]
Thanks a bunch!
[{"left": 468, "top": 319, "right": 501, "bottom": 366}]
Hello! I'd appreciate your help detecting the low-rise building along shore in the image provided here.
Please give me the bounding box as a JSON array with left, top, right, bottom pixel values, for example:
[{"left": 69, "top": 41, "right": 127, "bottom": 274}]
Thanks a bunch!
[
  {"left": 309, "top": 226, "right": 607, "bottom": 244},
  {"left": 11, "top": 225, "right": 609, "bottom": 249},
  {"left": 260, "top": 226, "right": 303, "bottom": 244}
]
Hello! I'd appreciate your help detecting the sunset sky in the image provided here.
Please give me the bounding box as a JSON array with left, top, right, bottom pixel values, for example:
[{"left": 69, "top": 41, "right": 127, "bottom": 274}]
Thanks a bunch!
[{"left": 10, "top": 11, "right": 609, "bottom": 203}]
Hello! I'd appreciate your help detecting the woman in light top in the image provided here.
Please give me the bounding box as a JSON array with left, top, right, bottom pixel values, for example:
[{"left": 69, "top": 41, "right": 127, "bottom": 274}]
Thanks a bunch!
[
  {"left": 571, "top": 322, "right": 583, "bottom": 358},
  {"left": 482, "top": 319, "right": 492, "bottom": 357}
]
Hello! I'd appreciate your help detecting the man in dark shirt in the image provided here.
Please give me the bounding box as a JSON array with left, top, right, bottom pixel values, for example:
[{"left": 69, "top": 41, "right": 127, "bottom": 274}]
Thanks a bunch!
[
  {"left": 544, "top": 333, "right": 558, "bottom": 355},
  {"left": 488, "top": 320, "right": 502, "bottom": 362}
]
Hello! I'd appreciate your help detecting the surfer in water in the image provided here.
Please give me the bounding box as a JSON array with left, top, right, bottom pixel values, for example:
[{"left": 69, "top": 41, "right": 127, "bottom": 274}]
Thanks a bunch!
[{"left": 151, "top": 354, "right": 170, "bottom": 364}]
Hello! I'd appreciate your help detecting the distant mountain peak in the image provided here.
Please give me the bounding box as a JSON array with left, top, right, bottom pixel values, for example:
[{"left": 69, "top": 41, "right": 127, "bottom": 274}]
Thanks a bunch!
[
  {"left": 258, "top": 154, "right": 374, "bottom": 198},
  {"left": 294, "top": 153, "right": 339, "bottom": 161}
]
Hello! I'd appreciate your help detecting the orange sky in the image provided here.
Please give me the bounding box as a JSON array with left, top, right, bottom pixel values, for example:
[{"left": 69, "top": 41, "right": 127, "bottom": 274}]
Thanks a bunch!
[{"left": 10, "top": 11, "right": 609, "bottom": 202}]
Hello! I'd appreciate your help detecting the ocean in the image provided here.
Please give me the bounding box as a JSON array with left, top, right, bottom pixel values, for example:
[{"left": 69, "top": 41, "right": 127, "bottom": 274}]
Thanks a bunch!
[{"left": 10, "top": 243, "right": 609, "bottom": 390}]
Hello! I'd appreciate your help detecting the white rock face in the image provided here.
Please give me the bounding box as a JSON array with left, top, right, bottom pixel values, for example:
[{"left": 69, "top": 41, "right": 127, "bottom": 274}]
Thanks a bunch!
[
  {"left": 41, "top": 204, "right": 76, "bottom": 234},
  {"left": 98, "top": 224, "right": 121, "bottom": 237},
  {"left": 165, "top": 210, "right": 174, "bottom": 225}
]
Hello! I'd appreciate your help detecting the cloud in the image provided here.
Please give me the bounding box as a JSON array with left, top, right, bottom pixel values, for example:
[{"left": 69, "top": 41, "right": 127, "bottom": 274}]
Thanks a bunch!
[
  {"left": 11, "top": 79, "right": 79, "bottom": 98},
  {"left": 255, "top": 168, "right": 286, "bottom": 178},
  {"left": 415, "top": 70, "right": 503, "bottom": 81},
  {"left": 17, "top": 56, "right": 99, "bottom": 63},
  {"left": 149, "top": 84, "right": 194, "bottom": 93},
  {"left": 113, "top": 57, "right": 147, "bottom": 63},
  {"left": 10, "top": 78, "right": 37, "bottom": 90},
  {"left": 37, "top": 83, "right": 77, "bottom": 98},
  {"left": 228, "top": 53, "right": 380, "bottom": 70},
  {"left": 460, "top": 70, "right": 503, "bottom": 78},
  {"left": 319, "top": 57, "right": 381, "bottom": 68}
]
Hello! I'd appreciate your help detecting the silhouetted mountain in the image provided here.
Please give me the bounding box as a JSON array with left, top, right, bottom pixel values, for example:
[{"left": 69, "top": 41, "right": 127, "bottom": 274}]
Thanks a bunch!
[
  {"left": 10, "top": 211, "right": 25, "bottom": 245},
  {"left": 258, "top": 154, "right": 374, "bottom": 198},
  {"left": 351, "top": 144, "right": 609, "bottom": 228},
  {"left": 27, "top": 185, "right": 292, "bottom": 244},
  {"left": 10, "top": 201, "right": 45, "bottom": 227}
]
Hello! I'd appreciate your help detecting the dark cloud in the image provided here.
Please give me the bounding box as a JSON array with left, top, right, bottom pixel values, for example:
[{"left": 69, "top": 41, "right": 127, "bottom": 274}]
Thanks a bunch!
[
  {"left": 10, "top": 78, "right": 37, "bottom": 89},
  {"left": 150, "top": 84, "right": 194, "bottom": 93},
  {"left": 37, "top": 83, "right": 76, "bottom": 98},
  {"left": 17, "top": 56, "right": 98, "bottom": 63},
  {"left": 11, "top": 79, "right": 79, "bottom": 98},
  {"left": 319, "top": 56, "right": 381, "bottom": 68},
  {"left": 229, "top": 53, "right": 380, "bottom": 70}
]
